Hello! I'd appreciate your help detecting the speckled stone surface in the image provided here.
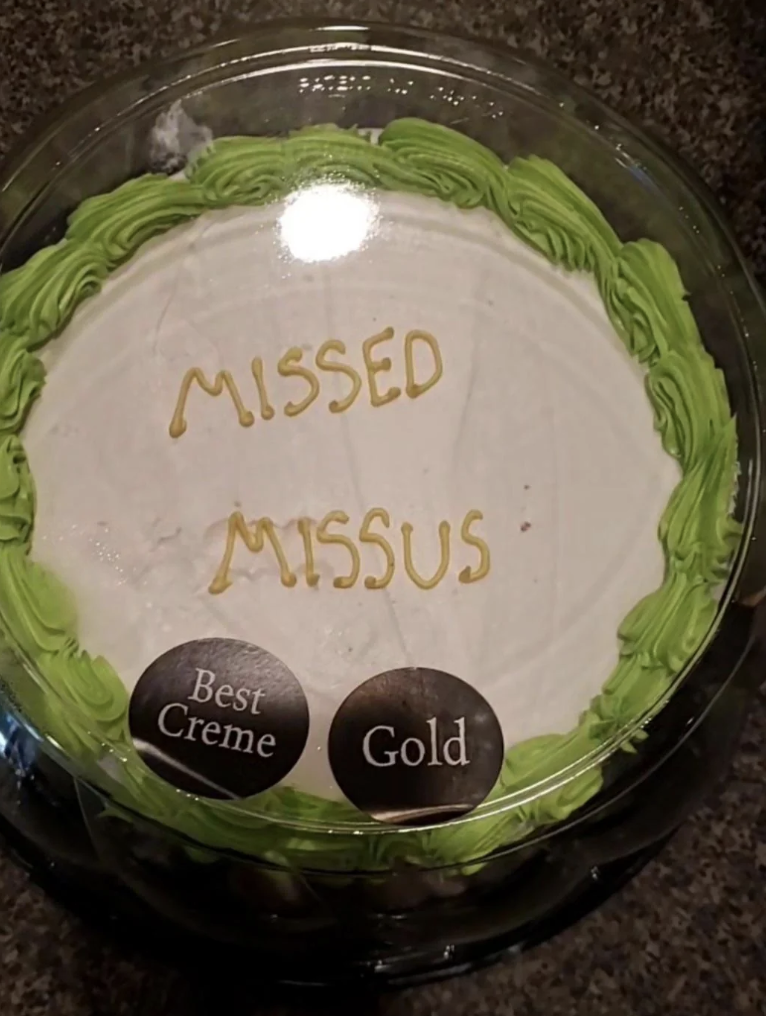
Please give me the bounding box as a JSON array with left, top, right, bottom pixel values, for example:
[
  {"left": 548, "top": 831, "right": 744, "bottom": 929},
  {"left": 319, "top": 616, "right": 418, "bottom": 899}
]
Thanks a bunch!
[{"left": 0, "top": 2, "right": 765, "bottom": 1014}]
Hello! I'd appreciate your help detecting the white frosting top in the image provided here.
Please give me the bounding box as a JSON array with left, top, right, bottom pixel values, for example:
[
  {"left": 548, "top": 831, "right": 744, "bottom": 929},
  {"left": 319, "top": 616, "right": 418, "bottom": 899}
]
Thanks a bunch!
[{"left": 23, "top": 186, "right": 680, "bottom": 797}]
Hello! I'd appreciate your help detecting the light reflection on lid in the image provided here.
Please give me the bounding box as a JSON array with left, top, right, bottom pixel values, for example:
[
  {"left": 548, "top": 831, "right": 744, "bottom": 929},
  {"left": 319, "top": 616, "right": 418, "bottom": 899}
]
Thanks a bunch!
[{"left": 279, "top": 183, "right": 379, "bottom": 263}]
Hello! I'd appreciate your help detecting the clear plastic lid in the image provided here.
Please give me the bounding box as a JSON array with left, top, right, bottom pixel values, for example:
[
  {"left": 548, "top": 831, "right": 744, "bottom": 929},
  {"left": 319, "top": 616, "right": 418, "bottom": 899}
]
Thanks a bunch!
[{"left": 0, "top": 22, "right": 763, "bottom": 874}]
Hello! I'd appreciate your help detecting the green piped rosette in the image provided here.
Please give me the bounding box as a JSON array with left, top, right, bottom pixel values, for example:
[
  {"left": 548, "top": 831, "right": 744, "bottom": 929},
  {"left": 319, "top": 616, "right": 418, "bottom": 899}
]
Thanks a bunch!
[{"left": 0, "top": 119, "right": 741, "bottom": 871}]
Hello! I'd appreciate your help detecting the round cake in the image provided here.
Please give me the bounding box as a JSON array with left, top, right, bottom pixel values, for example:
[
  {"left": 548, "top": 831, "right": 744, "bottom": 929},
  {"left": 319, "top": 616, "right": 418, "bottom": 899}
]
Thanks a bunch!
[{"left": 0, "top": 119, "right": 740, "bottom": 869}]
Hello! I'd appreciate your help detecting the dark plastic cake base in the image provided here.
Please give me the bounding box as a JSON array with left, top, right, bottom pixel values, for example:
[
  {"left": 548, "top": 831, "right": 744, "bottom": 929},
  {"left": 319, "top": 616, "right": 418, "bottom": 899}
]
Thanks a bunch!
[{"left": 0, "top": 806, "right": 665, "bottom": 990}]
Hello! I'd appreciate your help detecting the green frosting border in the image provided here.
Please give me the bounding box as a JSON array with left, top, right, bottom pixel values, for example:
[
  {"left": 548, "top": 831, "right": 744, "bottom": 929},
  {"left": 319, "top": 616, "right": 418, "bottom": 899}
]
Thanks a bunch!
[{"left": 0, "top": 119, "right": 741, "bottom": 871}]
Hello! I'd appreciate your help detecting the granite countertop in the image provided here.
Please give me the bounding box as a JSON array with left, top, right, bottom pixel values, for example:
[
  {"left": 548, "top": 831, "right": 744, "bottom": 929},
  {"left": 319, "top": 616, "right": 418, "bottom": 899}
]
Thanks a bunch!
[{"left": 0, "top": 1, "right": 765, "bottom": 1014}]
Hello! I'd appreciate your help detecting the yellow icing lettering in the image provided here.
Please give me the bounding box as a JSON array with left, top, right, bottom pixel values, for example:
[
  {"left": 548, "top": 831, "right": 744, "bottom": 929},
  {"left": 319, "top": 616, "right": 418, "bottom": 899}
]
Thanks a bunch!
[
  {"left": 169, "top": 368, "right": 255, "bottom": 438},
  {"left": 297, "top": 517, "right": 320, "bottom": 587},
  {"left": 209, "top": 511, "right": 297, "bottom": 594},
  {"left": 208, "top": 509, "right": 491, "bottom": 593},
  {"left": 278, "top": 347, "right": 320, "bottom": 417},
  {"left": 362, "top": 326, "right": 401, "bottom": 408},
  {"left": 170, "top": 328, "right": 444, "bottom": 435},
  {"left": 359, "top": 508, "right": 395, "bottom": 589},
  {"left": 250, "top": 357, "right": 276, "bottom": 420},
  {"left": 404, "top": 329, "right": 444, "bottom": 400},
  {"left": 316, "top": 510, "right": 361, "bottom": 589},
  {"left": 458, "top": 510, "right": 491, "bottom": 583},
  {"left": 401, "top": 520, "right": 451, "bottom": 590},
  {"left": 315, "top": 339, "right": 363, "bottom": 413}
]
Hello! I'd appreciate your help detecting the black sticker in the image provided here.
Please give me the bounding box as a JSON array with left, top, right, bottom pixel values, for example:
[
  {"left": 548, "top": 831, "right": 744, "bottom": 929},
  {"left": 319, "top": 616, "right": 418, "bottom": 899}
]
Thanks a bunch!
[
  {"left": 328, "top": 667, "right": 504, "bottom": 826},
  {"left": 129, "top": 639, "right": 309, "bottom": 800}
]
